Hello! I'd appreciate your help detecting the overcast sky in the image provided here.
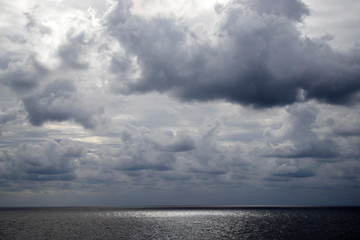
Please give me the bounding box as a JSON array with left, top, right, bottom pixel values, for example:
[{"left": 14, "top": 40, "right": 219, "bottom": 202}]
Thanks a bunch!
[{"left": 1, "top": 0, "right": 360, "bottom": 206}]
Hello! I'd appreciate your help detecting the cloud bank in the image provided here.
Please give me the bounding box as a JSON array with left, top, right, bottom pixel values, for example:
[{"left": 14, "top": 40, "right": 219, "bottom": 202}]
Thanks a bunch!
[
  {"left": 106, "top": 0, "right": 360, "bottom": 107},
  {"left": 0, "top": 0, "right": 360, "bottom": 206}
]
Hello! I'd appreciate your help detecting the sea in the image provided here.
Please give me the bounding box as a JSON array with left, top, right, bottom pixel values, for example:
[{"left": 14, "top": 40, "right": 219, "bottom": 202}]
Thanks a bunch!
[{"left": 1, "top": 206, "right": 359, "bottom": 239}]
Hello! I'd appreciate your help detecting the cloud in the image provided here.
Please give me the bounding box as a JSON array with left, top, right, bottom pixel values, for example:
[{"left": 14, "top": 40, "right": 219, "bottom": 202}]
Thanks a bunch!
[
  {"left": 272, "top": 166, "right": 315, "bottom": 179},
  {"left": 22, "top": 80, "right": 104, "bottom": 129},
  {"left": 262, "top": 103, "right": 340, "bottom": 159},
  {"left": 24, "top": 11, "right": 52, "bottom": 35},
  {"left": 0, "top": 3, "right": 109, "bottom": 129},
  {"left": 57, "top": 33, "right": 90, "bottom": 70},
  {"left": 1, "top": 0, "right": 360, "bottom": 206},
  {"left": 0, "top": 56, "right": 48, "bottom": 94},
  {"left": 56, "top": 11, "right": 101, "bottom": 70},
  {"left": 0, "top": 139, "right": 84, "bottom": 183},
  {"left": 151, "top": 131, "right": 195, "bottom": 152},
  {"left": 99, "top": 126, "right": 178, "bottom": 172},
  {"left": 0, "top": 107, "right": 20, "bottom": 135},
  {"left": 243, "top": 0, "right": 310, "bottom": 22},
  {"left": 74, "top": 121, "right": 251, "bottom": 188},
  {"left": 106, "top": 0, "right": 360, "bottom": 107},
  {"left": 2, "top": 0, "right": 358, "bottom": 132},
  {"left": 0, "top": 110, "right": 17, "bottom": 126}
]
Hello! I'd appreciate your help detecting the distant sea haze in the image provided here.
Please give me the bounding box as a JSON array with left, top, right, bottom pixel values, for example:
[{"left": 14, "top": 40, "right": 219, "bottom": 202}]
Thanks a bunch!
[{"left": 1, "top": 206, "right": 359, "bottom": 239}]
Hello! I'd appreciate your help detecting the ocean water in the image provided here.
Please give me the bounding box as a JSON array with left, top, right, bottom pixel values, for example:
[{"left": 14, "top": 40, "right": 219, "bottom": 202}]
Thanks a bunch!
[{"left": 0, "top": 207, "right": 359, "bottom": 239}]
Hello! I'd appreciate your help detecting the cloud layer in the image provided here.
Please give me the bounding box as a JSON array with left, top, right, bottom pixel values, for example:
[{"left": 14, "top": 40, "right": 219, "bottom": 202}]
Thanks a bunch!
[{"left": 0, "top": 0, "right": 360, "bottom": 206}]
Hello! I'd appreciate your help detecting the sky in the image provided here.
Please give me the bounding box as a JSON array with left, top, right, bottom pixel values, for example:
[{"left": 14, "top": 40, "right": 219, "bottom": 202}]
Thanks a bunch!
[{"left": 0, "top": 0, "right": 360, "bottom": 207}]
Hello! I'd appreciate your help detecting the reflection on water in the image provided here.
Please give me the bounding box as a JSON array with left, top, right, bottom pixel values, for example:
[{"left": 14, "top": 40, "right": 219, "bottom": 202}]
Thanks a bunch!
[
  {"left": 93, "top": 209, "right": 263, "bottom": 239},
  {"left": 112, "top": 209, "right": 247, "bottom": 217},
  {"left": 1, "top": 207, "right": 359, "bottom": 239}
]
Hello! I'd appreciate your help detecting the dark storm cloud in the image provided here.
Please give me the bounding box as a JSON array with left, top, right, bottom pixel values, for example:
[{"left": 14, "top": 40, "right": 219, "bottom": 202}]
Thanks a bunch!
[
  {"left": 22, "top": 80, "right": 103, "bottom": 129},
  {"left": 0, "top": 139, "right": 84, "bottom": 182},
  {"left": 107, "top": 0, "right": 360, "bottom": 107}
]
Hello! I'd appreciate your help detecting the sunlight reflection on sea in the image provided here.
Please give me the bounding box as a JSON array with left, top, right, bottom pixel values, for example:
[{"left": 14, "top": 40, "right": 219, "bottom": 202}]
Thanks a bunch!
[{"left": 1, "top": 207, "right": 359, "bottom": 239}]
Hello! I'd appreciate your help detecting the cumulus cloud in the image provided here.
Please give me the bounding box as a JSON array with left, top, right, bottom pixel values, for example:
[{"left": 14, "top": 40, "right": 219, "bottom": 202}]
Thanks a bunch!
[
  {"left": 0, "top": 56, "right": 48, "bottom": 94},
  {"left": 24, "top": 10, "right": 52, "bottom": 35},
  {"left": 254, "top": 102, "right": 360, "bottom": 185},
  {"left": 150, "top": 130, "right": 195, "bottom": 152},
  {"left": 68, "top": 121, "right": 251, "bottom": 190},
  {"left": 22, "top": 80, "right": 104, "bottom": 129},
  {"left": 243, "top": 0, "right": 310, "bottom": 22},
  {"left": 264, "top": 162, "right": 316, "bottom": 182},
  {"left": 0, "top": 139, "right": 84, "bottom": 184},
  {"left": 0, "top": 3, "right": 108, "bottom": 129},
  {"left": 107, "top": 0, "right": 360, "bottom": 107},
  {"left": 1, "top": 0, "right": 360, "bottom": 205},
  {"left": 99, "top": 126, "right": 181, "bottom": 172},
  {"left": 56, "top": 11, "right": 102, "bottom": 70},
  {"left": 263, "top": 103, "right": 339, "bottom": 158},
  {"left": 0, "top": 108, "right": 18, "bottom": 133},
  {"left": 2, "top": 0, "right": 359, "bottom": 131}
]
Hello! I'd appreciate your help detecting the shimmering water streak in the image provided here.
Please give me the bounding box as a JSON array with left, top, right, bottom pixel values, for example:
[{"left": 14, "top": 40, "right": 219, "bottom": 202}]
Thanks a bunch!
[{"left": 1, "top": 207, "right": 360, "bottom": 239}]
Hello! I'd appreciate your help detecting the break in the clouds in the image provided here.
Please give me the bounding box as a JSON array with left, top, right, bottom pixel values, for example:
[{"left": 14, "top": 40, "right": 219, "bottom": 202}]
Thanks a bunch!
[{"left": 0, "top": 0, "right": 360, "bottom": 206}]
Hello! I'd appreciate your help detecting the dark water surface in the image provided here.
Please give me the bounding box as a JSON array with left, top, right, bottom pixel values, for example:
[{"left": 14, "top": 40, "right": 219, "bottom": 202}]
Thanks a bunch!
[{"left": 0, "top": 207, "right": 359, "bottom": 239}]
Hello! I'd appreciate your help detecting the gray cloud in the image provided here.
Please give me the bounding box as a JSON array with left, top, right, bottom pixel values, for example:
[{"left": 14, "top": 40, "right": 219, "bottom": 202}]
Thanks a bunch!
[
  {"left": 24, "top": 11, "right": 52, "bottom": 35},
  {"left": 100, "top": 126, "right": 178, "bottom": 171},
  {"left": 107, "top": 0, "right": 360, "bottom": 107},
  {"left": 0, "top": 56, "right": 48, "bottom": 94},
  {"left": 22, "top": 80, "right": 104, "bottom": 129},
  {"left": 0, "top": 106, "right": 359, "bottom": 203},
  {"left": 58, "top": 30, "right": 93, "bottom": 70},
  {"left": 272, "top": 168, "right": 315, "bottom": 179},
  {"left": 0, "top": 108, "right": 18, "bottom": 125},
  {"left": 0, "top": 6, "right": 108, "bottom": 130},
  {"left": 0, "top": 139, "right": 84, "bottom": 183},
  {"left": 151, "top": 131, "right": 195, "bottom": 152},
  {"left": 263, "top": 103, "right": 339, "bottom": 159},
  {"left": 0, "top": 108, "right": 20, "bottom": 135},
  {"left": 75, "top": 121, "right": 251, "bottom": 189},
  {"left": 1, "top": 0, "right": 360, "bottom": 206},
  {"left": 243, "top": 0, "right": 310, "bottom": 22}
]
